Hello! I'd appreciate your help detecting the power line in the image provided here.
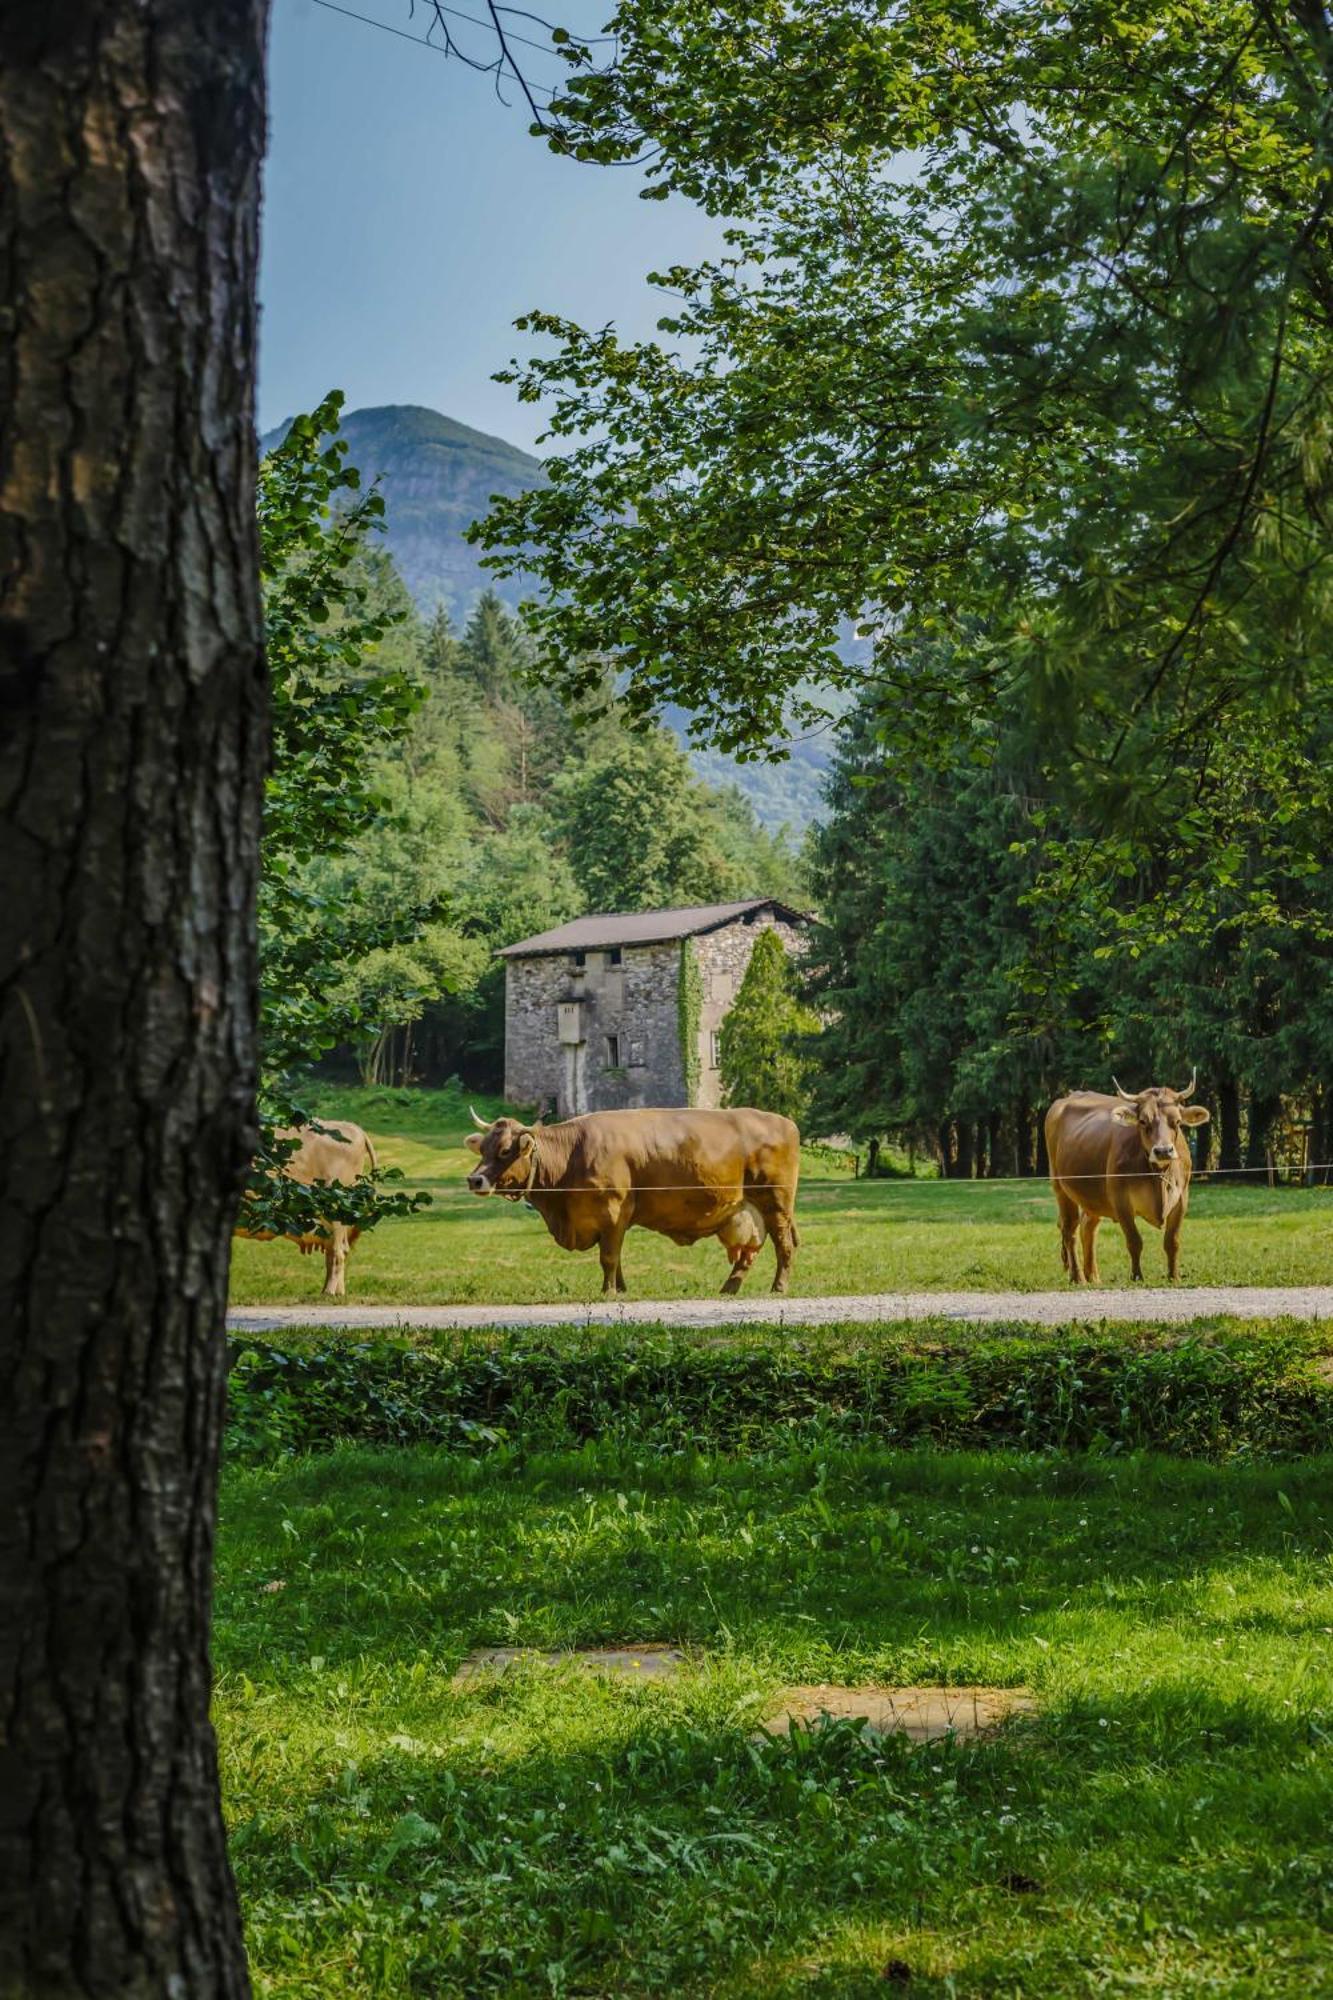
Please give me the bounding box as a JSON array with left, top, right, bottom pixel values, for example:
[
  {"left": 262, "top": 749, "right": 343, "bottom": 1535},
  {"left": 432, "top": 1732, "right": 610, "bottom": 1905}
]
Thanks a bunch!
[{"left": 311, "top": 0, "right": 561, "bottom": 96}]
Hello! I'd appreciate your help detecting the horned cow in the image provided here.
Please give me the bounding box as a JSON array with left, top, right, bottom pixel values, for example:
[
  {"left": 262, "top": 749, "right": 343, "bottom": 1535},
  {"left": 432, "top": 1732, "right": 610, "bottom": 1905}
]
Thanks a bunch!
[
  {"left": 465, "top": 1106, "right": 800, "bottom": 1296},
  {"left": 1045, "top": 1072, "right": 1210, "bottom": 1284}
]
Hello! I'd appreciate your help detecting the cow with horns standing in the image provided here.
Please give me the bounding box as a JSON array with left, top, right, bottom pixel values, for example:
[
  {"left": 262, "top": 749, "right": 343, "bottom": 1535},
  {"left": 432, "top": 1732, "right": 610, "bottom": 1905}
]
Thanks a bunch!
[
  {"left": 462, "top": 1104, "right": 801, "bottom": 1296},
  {"left": 1044, "top": 1072, "right": 1211, "bottom": 1284}
]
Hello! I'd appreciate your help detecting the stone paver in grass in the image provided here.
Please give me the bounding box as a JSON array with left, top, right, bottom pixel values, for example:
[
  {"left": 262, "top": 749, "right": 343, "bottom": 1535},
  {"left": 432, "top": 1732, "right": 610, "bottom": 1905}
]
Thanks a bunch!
[
  {"left": 453, "top": 1643, "right": 686, "bottom": 1684},
  {"left": 450, "top": 1651, "right": 1035, "bottom": 1745},
  {"left": 765, "top": 1684, "right": 1037, "bottom": 1743}
]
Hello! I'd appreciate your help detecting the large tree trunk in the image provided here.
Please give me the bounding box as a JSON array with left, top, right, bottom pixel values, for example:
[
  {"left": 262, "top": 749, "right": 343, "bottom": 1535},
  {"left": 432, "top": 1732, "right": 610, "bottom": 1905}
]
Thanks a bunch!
[
  {"left": 1217, "top": 1075, "right": 1243, "bottom": 1176},
  {"left": 1244, "top": 1092, "right": 1281, "bottom": 1177},
  {"left": 0, "top": 4, "right": 268, "bottom": 1994},
  {"left": 936, "top": 1120, "right": 955, "bottom": 1177},
  {"left": 1013, "top": 1099, "right": 1037, "bottom": 1178}
]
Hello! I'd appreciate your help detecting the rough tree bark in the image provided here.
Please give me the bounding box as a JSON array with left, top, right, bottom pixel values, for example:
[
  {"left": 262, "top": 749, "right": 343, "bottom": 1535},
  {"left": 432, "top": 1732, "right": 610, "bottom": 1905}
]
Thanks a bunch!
[
  {"left": 954, "top": 1120, "right": 975, "bottom": 1181},
  {"left": 0, "top": 3, "right": 269, "bottom": 1993},
  {"left": 1217, "top": 1076, "right": 1243, "bottom": 1176}
]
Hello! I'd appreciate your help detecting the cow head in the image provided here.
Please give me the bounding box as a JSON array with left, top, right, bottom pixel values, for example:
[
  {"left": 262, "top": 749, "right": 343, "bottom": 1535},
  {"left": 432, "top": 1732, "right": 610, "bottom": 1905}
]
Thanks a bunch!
[
  {"left": 1110, "top": 1071, "right": 1210, "bottom": 1170},
  {"left": 464, "top": 1110, "right": 538, "bottom": 1199}
]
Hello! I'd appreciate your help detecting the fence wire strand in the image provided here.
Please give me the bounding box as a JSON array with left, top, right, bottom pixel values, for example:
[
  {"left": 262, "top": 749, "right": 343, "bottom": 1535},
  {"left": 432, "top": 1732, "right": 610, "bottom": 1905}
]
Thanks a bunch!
[{"left": 442, "top": 1161, "right": 1333, "bottom": 1196}]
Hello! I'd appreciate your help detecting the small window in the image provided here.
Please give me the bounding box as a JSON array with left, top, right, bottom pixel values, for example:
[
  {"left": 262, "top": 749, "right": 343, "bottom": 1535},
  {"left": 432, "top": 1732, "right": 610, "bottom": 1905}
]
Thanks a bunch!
[
  {"left": 628, "top": 1038, "right": 645, "bottom": 1067},
  {"left": 608, "top": 946, "right": 623, "bottom": 966},
  {"left": 572, "top": 950, "right": 586, "bottom": 970},
  {"left": 710, "top": 1031, "right": 723, "bottom": 1069},
  {"left": 605, "top": 1034, "right": 621, "bottom": 1068}
]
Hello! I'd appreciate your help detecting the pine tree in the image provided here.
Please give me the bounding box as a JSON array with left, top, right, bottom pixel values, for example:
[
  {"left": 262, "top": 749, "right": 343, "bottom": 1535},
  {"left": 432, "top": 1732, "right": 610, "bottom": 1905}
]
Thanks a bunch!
[{"left": 719, "top": 929, "right": 819, "bottom": 1123}]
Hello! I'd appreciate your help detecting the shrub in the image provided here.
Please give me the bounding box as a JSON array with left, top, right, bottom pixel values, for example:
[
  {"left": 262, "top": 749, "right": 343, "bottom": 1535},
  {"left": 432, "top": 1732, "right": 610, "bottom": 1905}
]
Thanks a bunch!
[{"left": 225, "top": 1324, "right": 1333, "bottom": 1463}]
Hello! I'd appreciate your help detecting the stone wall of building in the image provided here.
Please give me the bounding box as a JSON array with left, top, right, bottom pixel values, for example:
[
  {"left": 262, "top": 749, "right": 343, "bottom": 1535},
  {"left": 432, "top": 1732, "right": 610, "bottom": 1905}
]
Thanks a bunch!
[
  {"left": 504, "top": 942, "right": 685, "bottom": 1117},
  {"left": 502, "top": 956, "right": 572, "bottom": 1114},
  {"left": 504, "top": 909, "right": 809, "bottom": 1118},
  {"left": 691, "top": 913, "right": 809, "bottom": 1110}
]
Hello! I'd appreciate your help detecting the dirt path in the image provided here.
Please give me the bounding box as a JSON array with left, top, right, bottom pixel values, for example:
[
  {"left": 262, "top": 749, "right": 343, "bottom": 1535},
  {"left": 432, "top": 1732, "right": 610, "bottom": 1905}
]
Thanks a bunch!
[{"left": 227, "top": 1283, "right": 1333, "bottom": 1335}]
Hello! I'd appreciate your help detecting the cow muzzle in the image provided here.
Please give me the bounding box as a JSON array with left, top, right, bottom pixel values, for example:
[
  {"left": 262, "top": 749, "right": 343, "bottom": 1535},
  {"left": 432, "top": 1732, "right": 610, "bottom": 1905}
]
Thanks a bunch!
[
  {"left": 466, "top": 1171, "right": 493, "bottom": 1195},
  {"left": 1150, "top": 1145, "right": 1175, "bottom": 1168}
]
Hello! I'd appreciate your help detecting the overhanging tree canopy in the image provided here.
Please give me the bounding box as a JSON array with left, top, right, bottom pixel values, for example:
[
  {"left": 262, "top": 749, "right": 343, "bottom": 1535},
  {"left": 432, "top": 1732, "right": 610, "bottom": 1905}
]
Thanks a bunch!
[{"left": 477, "top": 0, "right": 1333, "bottom": 864}]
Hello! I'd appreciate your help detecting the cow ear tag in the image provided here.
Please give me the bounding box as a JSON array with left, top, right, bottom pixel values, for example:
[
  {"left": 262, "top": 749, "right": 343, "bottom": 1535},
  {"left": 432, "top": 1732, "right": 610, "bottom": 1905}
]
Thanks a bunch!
[{"left": 1112, "top": 1105, "right": 1139, "bottom": 1124}]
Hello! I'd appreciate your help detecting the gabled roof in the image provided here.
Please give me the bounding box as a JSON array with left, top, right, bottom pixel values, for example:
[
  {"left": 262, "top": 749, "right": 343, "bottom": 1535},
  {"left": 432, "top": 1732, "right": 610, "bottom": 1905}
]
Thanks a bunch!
[{"left": 498, "top": 899, "right": 812, "bottom": 958}]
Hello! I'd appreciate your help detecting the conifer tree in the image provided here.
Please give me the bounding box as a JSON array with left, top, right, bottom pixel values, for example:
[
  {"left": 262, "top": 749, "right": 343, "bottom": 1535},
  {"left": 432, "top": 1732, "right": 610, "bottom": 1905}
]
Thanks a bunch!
[{"left": 719, "top": 929, "right": 819, "bottom": 1122}]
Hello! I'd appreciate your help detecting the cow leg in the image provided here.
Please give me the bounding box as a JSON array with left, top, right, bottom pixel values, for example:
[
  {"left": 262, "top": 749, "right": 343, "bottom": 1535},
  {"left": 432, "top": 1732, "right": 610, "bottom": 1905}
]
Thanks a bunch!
[
  {"left": 1164, "top": 1204, "right": 1184, "bottom": 1282},
  {"left": 321, "top": 1224, "right": 350, "bottom": 1298},
  {"left": 1055, "top": 1190, "right": 1082, "bottom": 1283},
  {"left": 1115, "top": 1209, "right": 1145, "bottom": 1282},
  {"left": 767, "top": 1210, "right": 797, "bottom": 1294},
  {"left": 598, "top": 1205, "right": 630, "bottom": 1295},
  {"left": 1079, "top": 1212, "right": 1102, "bottom": 1285}
]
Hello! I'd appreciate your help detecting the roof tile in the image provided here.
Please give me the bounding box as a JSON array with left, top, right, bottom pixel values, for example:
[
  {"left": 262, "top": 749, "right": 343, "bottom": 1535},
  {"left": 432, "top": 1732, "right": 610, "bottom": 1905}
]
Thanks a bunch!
[{"left": 498, "top": 899, "right": 810, "bottom": 956}]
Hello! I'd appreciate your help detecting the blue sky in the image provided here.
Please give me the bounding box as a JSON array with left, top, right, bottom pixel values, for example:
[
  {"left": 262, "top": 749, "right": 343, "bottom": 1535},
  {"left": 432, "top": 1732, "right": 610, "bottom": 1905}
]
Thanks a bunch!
[{"left": 259, "top": 0, "right": 726, "bottom": 451}]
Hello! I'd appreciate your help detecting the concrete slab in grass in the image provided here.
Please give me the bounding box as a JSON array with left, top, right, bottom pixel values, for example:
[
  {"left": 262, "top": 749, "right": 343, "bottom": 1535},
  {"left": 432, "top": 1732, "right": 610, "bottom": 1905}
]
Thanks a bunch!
[
  {"left": 453, "top": 1643, "right": 686, "bottom": 1685},
  {"left": 765, "top": 1683, "right": 1036, "bottom": 1743}
]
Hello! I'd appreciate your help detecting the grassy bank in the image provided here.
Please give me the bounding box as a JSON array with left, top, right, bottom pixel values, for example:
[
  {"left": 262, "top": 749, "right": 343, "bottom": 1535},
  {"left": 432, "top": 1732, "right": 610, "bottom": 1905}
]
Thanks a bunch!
[
  {"left": 226, "top": 1318, "right": 1333, "bottom": 1463},
  {"left": 217, "top": 1443, "right": 1333, "bottom": 1996},
  {"left": 228, "top": 1085, "right": 1333, "bottom": 1306}
]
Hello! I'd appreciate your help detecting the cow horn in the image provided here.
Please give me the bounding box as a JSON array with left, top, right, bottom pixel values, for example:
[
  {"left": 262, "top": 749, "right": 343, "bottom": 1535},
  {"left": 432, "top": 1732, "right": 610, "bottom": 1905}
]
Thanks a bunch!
[
  {"left": 1111, "top": 1076, "right": 1137, "bottom": 1101},
  {"left": 468, "top": 1105, "right": 489, "bottom": 1131},
  {"left": 1176, "top": 1066, "right": 1197, "bottom": 1102}
]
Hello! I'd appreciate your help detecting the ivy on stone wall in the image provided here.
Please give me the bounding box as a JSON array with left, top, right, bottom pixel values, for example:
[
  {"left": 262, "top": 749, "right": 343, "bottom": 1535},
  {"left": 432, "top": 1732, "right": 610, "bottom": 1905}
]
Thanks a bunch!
[{"left": 678, "top": 938, "right": 703, "bottom": 1106}]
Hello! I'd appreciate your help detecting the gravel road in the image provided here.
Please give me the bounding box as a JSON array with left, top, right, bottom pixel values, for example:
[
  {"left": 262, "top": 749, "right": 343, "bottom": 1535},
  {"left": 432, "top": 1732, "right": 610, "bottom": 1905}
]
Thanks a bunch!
[{"left": 228, "top": 1283, "right": 1333, "bottom": 1336}]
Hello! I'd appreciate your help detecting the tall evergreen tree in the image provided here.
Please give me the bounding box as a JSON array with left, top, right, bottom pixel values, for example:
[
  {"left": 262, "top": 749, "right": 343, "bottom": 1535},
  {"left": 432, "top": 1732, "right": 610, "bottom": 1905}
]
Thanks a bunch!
[{"left": 720, "top": 928, "right": 820, "bottom": 1122}]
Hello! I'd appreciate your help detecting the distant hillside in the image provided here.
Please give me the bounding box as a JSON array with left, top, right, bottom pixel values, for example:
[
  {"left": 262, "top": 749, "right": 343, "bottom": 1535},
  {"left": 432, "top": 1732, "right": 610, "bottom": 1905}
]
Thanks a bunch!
[
  {"left": 261, "top": 401, "right": 844, "bottom": 829},
  {"left": 260, "top": 403, "right": 546, "bottom": 621}
]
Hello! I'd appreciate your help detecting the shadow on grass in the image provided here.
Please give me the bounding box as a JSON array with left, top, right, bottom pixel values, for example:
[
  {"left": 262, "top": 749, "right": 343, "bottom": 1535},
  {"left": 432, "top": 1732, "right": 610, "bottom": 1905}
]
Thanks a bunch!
[
  {"left": 224, "top": 1676, "right": 1333, "bottom": 1997},
  {"left": 217, "top": 1447, "right": 1333, "bottom": 1995}
]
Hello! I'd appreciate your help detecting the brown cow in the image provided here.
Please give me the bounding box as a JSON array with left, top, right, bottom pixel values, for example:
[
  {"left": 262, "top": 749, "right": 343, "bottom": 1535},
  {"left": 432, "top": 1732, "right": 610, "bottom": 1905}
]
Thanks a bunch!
[
  {"left": 464, "top": 1107, "right": 800, "bottom": 1295},
  {"left": 234, "top": 1120, "right": 377, "bottom": 1297},
  {"left": 1045, "top": 1074, "right": 1210, "bottom": 1284}
]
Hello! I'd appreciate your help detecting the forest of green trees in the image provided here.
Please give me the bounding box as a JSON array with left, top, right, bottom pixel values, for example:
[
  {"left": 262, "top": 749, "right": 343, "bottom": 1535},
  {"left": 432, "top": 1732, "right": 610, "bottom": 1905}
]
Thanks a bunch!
[
  {"left": 252, "top": 425, "right": 1333, "bottom": 1193},
  {"left": 264, "top": 403, "right": 1333, "bottom": 1186},
  {"left": 284, "top": 478, "right": 803, "bottom": 1094},
  {"left": 806, "top": 685, "right": 1333, "bottom": 1180}
]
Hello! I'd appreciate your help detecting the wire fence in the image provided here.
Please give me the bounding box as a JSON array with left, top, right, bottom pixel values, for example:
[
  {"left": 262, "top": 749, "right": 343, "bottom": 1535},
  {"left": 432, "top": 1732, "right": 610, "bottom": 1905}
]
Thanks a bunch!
[{"left": 442, "top": 1161, "right": 1333, "bottom": 1196}]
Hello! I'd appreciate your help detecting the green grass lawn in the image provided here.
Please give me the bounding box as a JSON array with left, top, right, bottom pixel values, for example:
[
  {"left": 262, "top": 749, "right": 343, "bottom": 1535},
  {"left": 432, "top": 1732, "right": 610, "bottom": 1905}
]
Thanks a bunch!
[
  {"left": 229, "top": 1085, "right": 1333, "bottom": 1305},
  {"left": 217, "top": 1442, "right": 1333, "bottom": 1996}
]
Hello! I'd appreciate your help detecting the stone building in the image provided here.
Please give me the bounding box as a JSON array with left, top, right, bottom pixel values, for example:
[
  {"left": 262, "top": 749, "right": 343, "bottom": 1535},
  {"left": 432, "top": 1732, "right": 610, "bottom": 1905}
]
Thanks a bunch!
[{"left": 500, "top": 899, "right": 812, "bottom": 1117}]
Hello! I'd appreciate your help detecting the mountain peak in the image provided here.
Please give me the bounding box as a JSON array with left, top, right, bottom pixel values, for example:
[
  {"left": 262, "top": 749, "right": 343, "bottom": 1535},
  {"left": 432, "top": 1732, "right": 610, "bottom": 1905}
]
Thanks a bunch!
[
  {"left": 260, "top": 400, "right": 544, "bottom": 621},
  {"left": 260, "top": 398, "right": 833, "bottom": 829},
  {"left": 334, "top": 403, "right": 543, "bottom": 473}
]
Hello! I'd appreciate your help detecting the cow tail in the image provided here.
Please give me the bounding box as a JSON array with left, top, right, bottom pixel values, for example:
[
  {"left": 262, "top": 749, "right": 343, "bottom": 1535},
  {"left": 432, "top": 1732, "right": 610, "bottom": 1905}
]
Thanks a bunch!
[{"left": 792, "top": 1220, "right": 801, "bottom": 1248}]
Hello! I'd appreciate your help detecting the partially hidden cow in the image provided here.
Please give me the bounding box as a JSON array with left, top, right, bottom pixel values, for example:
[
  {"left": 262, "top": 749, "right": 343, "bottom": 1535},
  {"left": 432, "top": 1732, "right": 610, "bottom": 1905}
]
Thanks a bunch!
[
  {"left": 464, "top": 1107, "right": 800, "bottom": 1295},
  {"left": 235, "top": 1120, "right": 377, "bottom": 1297},
  {"left": 1044, "top": 1073, "right": 1210, "bottom": 1284}
]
